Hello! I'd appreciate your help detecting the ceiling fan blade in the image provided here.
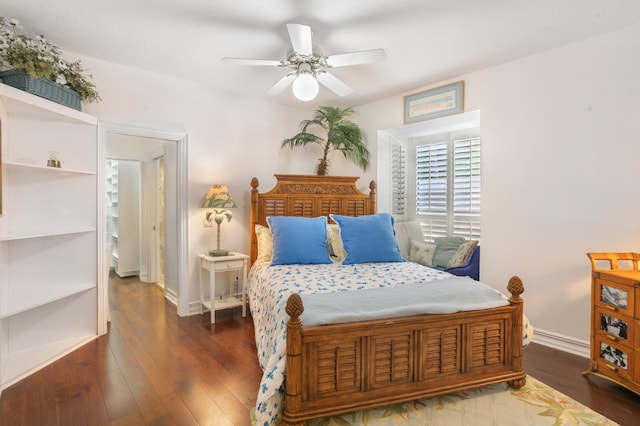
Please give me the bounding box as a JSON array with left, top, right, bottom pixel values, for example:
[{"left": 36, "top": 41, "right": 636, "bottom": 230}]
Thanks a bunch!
[
  {"left": 316, "top": 72, "right": 353, "bottom": 97},
  {"left": 266, "top": 73, "right": 296, "bottom": 96},
  {"left": 325, "top": 48, "right": 387, "bottom": 68},
  {"left": 221, "top": 57, "right": 283, "bottom": 67},
  {"left": 286, "top": 23, "right": 313, "bottom": 56}
]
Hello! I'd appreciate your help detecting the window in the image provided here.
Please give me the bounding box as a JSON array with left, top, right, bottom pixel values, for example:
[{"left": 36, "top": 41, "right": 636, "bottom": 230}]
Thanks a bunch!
[
  {"left": 414, "top": 129, "right": 481, "bottom": 241},
  {"left": 390, "top": 128, "right": 480, "bottom": 240},
  {"left": 377, "top": 110, "right": 480, "bottom": 239}
]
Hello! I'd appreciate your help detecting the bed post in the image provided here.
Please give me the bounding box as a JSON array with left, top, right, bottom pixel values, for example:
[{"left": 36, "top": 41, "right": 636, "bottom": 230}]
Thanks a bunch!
[
  {"left": 506, "top": 276, "right": 526, "bottom": 388},
  {"left": 369, "top": 180, "right": 377, "bottom": 213},
  {"left": 283, "top": 294, "right": 304, "bottom": 426},
  {"left": 250, "top": 177, "right": 259, "bottom": 266}
]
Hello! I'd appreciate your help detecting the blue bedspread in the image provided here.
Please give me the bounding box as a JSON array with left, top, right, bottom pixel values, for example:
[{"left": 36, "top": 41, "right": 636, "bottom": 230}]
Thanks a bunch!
[{"left": 300, "top": 276, "right": 508, "bottom": 326}]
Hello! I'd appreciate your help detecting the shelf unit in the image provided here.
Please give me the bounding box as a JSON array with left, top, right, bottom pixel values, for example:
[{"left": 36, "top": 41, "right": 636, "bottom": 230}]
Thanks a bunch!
[
  {"left": 105, "top": 159, "right": 140, "bottom": 277},
  {"left": 0, "top": 83, "right": 98, "bottom": 391},
  {"left": 105, "top": 159, "right": 117, "bottom": 269}
]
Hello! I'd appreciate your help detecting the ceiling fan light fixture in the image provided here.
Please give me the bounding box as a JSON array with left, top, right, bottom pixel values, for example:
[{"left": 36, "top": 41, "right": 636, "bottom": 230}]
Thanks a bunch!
[
  {"left": 222, "top": 23, "right": 385, "bottom": 100},
  {"left": 292, "top": 72, "right": 319, "bottom": 101}
]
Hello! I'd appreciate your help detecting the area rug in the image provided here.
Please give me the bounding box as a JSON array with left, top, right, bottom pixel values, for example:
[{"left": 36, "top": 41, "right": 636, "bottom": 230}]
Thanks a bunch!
[{"left": 251, "top": 376, "right": 618, "bottom": 425}]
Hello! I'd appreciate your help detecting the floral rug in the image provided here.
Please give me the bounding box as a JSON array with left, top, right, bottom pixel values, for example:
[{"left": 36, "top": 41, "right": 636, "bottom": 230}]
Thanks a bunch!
[{"left": 251, "top": 376, "right": 618, "bottom": 425}]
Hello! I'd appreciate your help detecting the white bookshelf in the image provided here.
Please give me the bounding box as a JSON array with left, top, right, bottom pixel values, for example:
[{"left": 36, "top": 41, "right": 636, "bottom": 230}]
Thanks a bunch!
[
  {"left": 0, "top": 83, "right": 98, "bottom": 391},
  {"left": 106, "top": 159, "right": 140, "bottom": 277}
]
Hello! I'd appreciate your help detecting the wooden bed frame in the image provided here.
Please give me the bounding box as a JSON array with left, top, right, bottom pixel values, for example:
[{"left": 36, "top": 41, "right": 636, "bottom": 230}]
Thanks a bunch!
[{"left": 250, "top": 174, "right": 526, "bottom": 426}]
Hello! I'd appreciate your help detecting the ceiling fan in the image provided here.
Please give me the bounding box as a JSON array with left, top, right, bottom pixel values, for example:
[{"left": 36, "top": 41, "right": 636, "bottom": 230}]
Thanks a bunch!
[{"left": 221, "top": 23, "right": 386, "bottom": 101}]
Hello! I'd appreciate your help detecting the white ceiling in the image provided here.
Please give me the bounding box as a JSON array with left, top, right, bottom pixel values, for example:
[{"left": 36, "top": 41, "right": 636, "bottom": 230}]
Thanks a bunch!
[{"left": 3, "top": 0, "right": 640, "bottom": 109}]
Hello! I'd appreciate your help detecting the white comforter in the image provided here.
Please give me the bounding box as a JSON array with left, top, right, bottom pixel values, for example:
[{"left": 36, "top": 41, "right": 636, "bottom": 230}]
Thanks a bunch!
[{"left": 247, "top": 262, "right": 510, "bottom": 426}]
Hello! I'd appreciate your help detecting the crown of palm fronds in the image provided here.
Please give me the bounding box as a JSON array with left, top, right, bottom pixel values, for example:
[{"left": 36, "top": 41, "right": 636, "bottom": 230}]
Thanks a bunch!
[{"left": 281, "top": 106, "right": 369, "bottom": 176}]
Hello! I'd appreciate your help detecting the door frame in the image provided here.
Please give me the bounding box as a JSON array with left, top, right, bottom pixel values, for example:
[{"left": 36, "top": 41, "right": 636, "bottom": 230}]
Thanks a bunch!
[{"left": 97, "top": 122, "right": 188, "bottom": 335}]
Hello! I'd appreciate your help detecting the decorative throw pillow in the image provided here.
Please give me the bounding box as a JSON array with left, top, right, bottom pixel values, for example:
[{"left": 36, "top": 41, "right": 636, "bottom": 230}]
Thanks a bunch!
[
  {"left": 432, "top": 236, "right": 466, "bottom": 267},
  {"left": 254, "top": 224, "right": 273, "bottom": 267},
  {"left": 447, "top": 240, "right": 479, "bottom": 267},
  {"left": 330, "top": 213, "right": 403, "bottom": 265},
  {"left": 408, "top": 239, "right": 437, "bottom": 267},
  {"left": 326, "top": 223, "right": 347, "bottom": 262},
  {"left": 267, "top": 216, "right": 332, "bottom": 265}
]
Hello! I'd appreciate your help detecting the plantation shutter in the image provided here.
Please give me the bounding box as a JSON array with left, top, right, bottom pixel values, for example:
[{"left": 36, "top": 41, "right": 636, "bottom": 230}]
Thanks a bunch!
[
  {"left": 453, "top": 137, "right": 481, "bottom": 213},
  {"left": 416, "top": 142, "right": 449, "bottom": 238},
  {"left": 452, "top": 136, "right": 481, "bottom": 239},
  {"left": 416, "top": 142, "right": 447, "bottom": 214},
  {"left": 390, "top": 143, "right": 406, "bottom": 215},
  {"left": 414, "top": 129, "right": 481, "bottom": 241}
]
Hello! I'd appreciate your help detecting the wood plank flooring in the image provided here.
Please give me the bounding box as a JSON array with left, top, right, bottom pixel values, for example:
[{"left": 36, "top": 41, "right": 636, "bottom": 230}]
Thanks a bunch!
[{"left": 1, "top": 273, "right": 638, "bottom": 425}]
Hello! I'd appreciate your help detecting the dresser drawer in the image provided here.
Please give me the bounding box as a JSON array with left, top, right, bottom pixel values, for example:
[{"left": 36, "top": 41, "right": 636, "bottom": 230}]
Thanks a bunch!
[
  {"left": 214, "top": 259, "right": 245, "bottom": 271},
  {"left": 594, "top": 277, "right": 635, "bottom": 318},
  {"left": 594, "top": 335, "right": 635, "bottom": 382},
  {"left": 595, "top": 306, "right": 634, "bottom": 349}
]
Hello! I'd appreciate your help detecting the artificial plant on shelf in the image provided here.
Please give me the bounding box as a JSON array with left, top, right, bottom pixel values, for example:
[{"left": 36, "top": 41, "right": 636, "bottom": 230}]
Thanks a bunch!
[
  {"left": 0, "top": 17, "right": 100, "bottom": 103},
  {"left": 281, "top": 105, "right": 369, "bottom": 176}
]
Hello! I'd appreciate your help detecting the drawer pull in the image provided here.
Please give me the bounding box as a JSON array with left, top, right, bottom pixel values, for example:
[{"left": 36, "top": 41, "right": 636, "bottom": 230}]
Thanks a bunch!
[
  {"left": 604, "top": 364, "right": 618, "bottom": 372},
  {"left": 605, "top": 335, "right": 618, "bottom": 342},
  {"left": 604, "top": 305, "right": 619, "bottom": 312}
]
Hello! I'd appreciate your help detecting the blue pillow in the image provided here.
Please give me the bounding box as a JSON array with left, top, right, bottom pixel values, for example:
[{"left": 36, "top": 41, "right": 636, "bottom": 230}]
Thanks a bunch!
[
  {"left": 330, "top": 213, "right": 404, "bottom": 265},
  {"left": 267, "top": 216, "right": 332, "bottom": 265}
]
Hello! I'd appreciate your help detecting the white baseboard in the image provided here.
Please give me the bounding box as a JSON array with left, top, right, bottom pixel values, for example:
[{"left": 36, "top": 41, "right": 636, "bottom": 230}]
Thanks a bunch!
[
  {"left": 188, "top": 301, "right": 202, "bottom": 316},
  {"left": 164, "top": 287, "right": 178, "bottom": 307},
  {"left": 532, "top": 328, "right": 590, "bottom": 358}
]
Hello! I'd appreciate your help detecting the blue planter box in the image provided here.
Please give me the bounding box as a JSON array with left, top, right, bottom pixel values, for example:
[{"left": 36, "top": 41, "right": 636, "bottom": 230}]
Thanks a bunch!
[{"left": 0, "top": 70, "right": 81, "bottom": 110}]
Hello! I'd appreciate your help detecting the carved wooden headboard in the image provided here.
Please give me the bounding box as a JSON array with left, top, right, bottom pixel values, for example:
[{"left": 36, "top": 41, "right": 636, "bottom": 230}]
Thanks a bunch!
[{"left": 249, "top": 174, "right": 377, "bottom": 265}]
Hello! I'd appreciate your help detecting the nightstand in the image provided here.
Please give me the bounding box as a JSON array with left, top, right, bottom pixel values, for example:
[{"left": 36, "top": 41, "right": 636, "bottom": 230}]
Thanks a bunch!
[{"left": 198, "top": 252, "right": 249, "bottom": 324}]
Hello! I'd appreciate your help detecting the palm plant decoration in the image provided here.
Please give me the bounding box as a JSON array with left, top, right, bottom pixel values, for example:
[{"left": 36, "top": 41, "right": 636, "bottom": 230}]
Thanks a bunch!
[{"left": 281, "top": 106, "right": 369, "bottom": 176}]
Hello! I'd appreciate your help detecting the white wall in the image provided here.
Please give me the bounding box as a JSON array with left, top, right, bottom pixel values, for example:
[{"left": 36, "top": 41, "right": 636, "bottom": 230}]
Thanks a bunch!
[
  {"left": 358, "top": 22, "right": 640, "bottom": 350},
  {"left": 77, "top": 56, "right": 371, "bottom": 311},
  {"left": 67, "top": 20, "right": 640, "bottom": 348}
]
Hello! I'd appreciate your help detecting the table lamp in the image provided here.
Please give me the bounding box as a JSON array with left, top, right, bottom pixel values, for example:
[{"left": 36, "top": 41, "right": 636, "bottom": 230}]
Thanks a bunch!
[{"left": 201, "top": 184, "right": 236, "bottom": 256}]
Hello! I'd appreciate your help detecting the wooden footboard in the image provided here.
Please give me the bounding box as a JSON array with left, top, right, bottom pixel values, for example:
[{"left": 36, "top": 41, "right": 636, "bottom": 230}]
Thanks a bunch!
[{"left": 282, "top": 276, "right": 526, "bottom": 425}]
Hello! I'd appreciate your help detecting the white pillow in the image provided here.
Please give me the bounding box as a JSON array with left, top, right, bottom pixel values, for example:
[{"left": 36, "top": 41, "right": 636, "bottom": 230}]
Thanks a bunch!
[
  {"left": 409, "top": 239, "right": 437, "bottom": 267},
  {"left": 254, "top": 224, "right": 273, "bottom": 267},
  {"left": 326, "top": 223, "right": 347, "bottom": 262},
  {"left": 397, "top": 238, "right": 410, "bottom": 260}
]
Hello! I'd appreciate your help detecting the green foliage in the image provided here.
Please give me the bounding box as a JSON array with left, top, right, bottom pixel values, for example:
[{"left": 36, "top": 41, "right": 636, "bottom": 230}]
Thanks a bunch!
[
  {"left": 281, "top": 106, "right": 369, "bottom": 176},
  {"left": 0, "top": 17, "right": 100, "bottom": 103},
  {"left": 60, "top": 60, "right": 100, "bottom": 104}
]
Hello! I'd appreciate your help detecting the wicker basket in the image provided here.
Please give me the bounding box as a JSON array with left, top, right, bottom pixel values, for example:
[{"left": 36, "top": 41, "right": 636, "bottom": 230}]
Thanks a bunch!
[{"left": 0, "top": 70, "right": 81, "bottom": 110}]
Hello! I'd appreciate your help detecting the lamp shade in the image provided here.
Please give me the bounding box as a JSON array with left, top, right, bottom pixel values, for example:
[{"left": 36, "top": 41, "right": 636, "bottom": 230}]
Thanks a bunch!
[
  {"left": 201, "top": 184, "right": 236, "bottom": 209},
  {"left": 292, "top": 73, "right": 319, "bottom": 101}
]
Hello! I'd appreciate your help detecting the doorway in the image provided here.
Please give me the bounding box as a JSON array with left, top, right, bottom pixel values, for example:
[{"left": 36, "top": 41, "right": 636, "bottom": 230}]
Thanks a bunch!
[
  {"left": 105, "top": 146, "right": 163, "bottom": 283},
  {"left": 97, "top": 123, "right": 188, "bottom": 335}
]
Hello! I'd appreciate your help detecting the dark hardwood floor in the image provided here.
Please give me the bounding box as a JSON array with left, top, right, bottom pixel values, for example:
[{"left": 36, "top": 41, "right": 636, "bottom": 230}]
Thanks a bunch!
[{"left": 1, "top": 274, "right": 638, "bottom": 425}]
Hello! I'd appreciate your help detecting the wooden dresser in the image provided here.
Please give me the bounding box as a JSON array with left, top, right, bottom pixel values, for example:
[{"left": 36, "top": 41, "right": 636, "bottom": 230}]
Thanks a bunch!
[{"left": 584, "top": 252, "right": 640, "bottom": 395}]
